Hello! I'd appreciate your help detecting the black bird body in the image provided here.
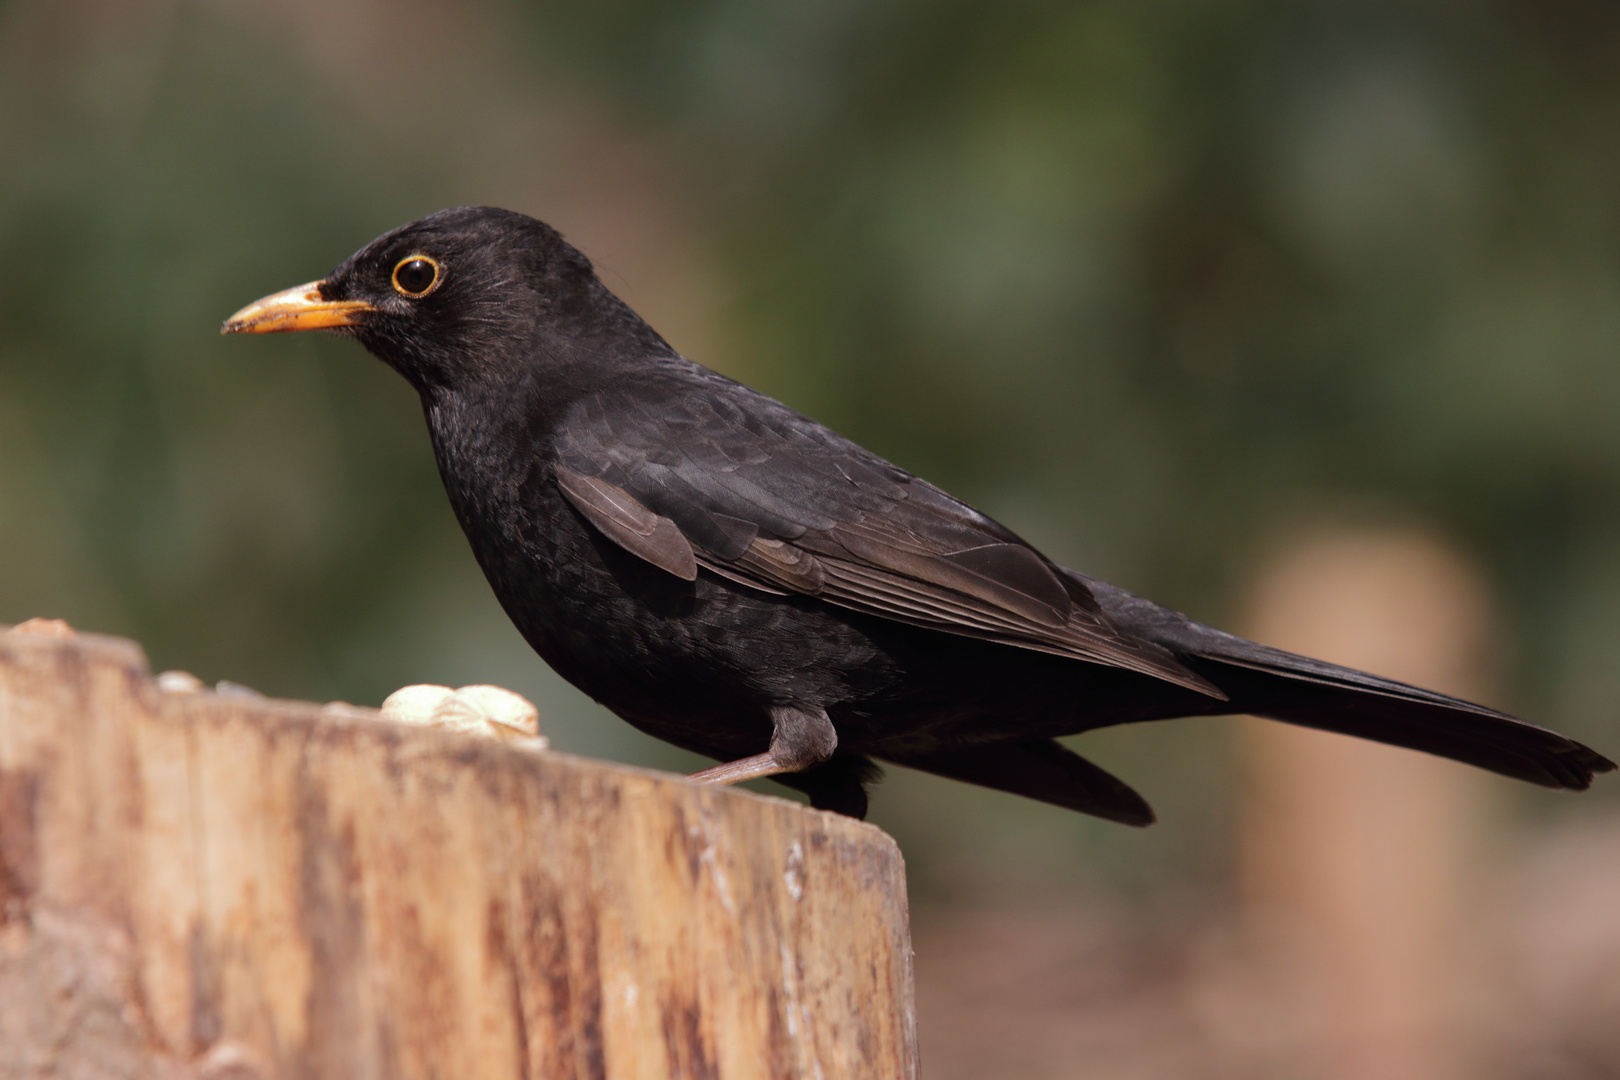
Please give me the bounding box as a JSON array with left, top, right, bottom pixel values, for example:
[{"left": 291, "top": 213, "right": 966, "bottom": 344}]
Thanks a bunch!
[{"left": 224, "top": 206, "right": 1614, "bottom": 821}]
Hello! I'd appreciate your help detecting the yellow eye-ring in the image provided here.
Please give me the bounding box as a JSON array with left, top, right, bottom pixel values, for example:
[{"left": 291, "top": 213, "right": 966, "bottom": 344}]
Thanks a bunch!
[{"left": 392, "top": 255, "right": 441, "bottom": 297}]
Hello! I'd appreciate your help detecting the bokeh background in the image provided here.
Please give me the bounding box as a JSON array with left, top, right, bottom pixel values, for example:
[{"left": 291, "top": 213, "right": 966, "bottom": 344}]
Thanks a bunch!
[{"left": 4, "top": 0, "right": 1620, "bottom": 1076}]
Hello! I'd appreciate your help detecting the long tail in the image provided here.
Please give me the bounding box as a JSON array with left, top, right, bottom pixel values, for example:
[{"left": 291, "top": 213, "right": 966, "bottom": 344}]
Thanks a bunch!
[{"left": 1083, "top": 574, "right": 1616, "bottom": 791}]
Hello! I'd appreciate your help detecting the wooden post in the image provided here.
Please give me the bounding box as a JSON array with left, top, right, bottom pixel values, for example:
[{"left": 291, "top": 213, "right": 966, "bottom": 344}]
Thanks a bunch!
[
  {"left": 1237, "top": 525, "right": 1492, "bottom": 1080},
  {"left": 0, "top": 627, "right": 917, "bottom": 1080}
]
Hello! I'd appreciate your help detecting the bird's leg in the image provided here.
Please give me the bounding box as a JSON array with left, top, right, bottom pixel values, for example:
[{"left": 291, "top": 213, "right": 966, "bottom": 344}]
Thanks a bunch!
[
  {"left": 686, "top": 705, "right": 837, "bottom": 786},
  {"left": 684, "top": 753, "right": 783, "bottom": 785}
]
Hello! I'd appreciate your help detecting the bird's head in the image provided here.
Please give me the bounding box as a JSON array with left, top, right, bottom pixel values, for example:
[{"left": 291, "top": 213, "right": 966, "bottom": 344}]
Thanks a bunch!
[{"left": 223, "top": 206, "right": 669, "bottom": 394}]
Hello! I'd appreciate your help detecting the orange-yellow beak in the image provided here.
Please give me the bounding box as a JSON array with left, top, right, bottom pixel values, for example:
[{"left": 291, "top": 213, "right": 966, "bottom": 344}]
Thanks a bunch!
[{"left": 220, "top": 280, "right": 375, "bottom": 335}]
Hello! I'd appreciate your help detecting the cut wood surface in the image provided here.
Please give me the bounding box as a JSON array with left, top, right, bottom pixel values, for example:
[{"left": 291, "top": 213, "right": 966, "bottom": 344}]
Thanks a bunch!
[{"left": 0, "top": 627, "right": 917, "bottom": 1079}]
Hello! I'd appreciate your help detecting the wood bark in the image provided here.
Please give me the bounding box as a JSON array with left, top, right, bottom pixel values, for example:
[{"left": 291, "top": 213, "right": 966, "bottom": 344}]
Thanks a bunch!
[{"left": 0, "top": 628, "right": 917, "bottom": 1079}]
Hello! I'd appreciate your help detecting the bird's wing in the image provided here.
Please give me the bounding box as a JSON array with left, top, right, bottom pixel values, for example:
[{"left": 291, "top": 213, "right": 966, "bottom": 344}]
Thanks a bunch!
[{"left": 552, "top": 365, "right": 1223, "bottom": 698}]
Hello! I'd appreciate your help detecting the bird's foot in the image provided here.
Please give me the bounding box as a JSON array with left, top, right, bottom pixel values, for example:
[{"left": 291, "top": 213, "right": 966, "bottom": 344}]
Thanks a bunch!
[{"left": 686, "top": 753, "right": 787, "bottom": 786}]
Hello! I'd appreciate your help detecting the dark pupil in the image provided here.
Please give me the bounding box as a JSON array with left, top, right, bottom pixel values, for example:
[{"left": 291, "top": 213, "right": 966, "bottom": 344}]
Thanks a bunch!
[{"left": 397, "top": 259, "right": 435, "bottom": 294}]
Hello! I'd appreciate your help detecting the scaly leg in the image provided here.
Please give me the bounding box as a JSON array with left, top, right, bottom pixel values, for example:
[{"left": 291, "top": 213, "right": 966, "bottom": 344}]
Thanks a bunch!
[{"left": 686, "top": 704, "right": 837, "bottom": 786}]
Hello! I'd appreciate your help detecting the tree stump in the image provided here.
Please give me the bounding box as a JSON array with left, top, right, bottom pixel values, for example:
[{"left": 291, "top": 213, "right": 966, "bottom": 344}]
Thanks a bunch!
[{"left": 0, "top": 627, "right": 917, "bottom": 1079}]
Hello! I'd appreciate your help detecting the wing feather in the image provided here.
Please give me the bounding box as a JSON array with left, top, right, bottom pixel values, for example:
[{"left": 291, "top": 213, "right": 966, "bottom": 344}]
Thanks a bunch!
[
  {"left": 551, "top": 365, "right": 1224, "bottom": 698},
  {"left": 555, "top": 464, "right": 698, "bottom": 581}
]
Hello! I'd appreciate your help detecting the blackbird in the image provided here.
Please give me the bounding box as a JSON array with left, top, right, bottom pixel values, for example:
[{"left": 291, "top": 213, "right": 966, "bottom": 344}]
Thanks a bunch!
[{"left": 223, "top": 206, "right": 1614, "bottom": 821}]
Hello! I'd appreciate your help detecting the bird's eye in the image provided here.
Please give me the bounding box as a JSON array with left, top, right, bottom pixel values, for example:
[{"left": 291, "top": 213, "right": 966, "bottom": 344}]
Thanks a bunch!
[{"left": 392, "top": 256, "right": 441, "bottom": 297}]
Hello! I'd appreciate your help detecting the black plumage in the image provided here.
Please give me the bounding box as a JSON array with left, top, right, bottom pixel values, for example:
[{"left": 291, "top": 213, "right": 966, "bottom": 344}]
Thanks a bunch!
[{"left": 223, "top": 206, "right": 1614, "bottom": 821}]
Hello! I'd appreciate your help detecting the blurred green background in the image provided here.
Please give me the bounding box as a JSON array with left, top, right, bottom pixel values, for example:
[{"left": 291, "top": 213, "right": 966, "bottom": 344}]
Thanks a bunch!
[{"left": 3, "top": 0, "right": 1619, "bottom": 904}]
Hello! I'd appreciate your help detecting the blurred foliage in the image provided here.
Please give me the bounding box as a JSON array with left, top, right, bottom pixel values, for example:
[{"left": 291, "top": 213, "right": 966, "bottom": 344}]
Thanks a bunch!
[{"left": 3, "top": 0, "right": 1620, "bottom": 897}]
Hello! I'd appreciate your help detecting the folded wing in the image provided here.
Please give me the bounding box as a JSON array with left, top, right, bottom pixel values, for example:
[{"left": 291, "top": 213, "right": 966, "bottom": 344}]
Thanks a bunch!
[{"left": 551, "top": 363, "right": 1224, "bottom": 698}]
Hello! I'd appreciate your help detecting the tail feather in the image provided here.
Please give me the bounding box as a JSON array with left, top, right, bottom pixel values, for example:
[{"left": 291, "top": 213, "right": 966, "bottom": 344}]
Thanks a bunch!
[
  {"left": 1187, "top": 642, "right": 1612, "bottom": 790},
  {"left": 879, "top": 739, "right": 1156, "bottom": 826},
  {"left": 1078, "top": 572, "right": 1617, "bottom": 792}
]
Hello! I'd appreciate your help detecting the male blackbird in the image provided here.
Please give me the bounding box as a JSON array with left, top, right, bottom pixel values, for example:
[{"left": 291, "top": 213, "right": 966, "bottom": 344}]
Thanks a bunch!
[{"left": 223, "top": 206, "right": 1613, "bottom": 821}]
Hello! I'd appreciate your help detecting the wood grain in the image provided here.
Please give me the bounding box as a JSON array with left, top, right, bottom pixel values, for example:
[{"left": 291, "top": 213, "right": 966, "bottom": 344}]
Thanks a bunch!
[{"left": 0, "top": 628, "right": 917, "bottom": 1079}]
